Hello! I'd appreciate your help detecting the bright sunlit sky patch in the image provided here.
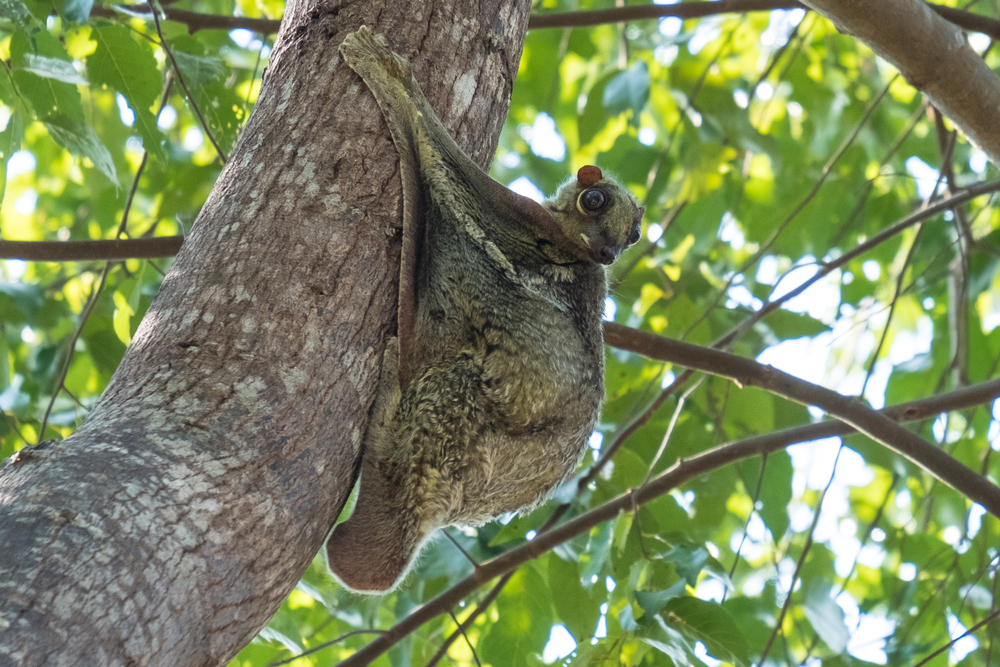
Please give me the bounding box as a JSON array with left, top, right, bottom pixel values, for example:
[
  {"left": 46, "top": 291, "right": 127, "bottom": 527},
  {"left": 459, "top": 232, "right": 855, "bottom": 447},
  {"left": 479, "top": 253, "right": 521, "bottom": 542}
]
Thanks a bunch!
[
  {"left": 520, "top": 113, "right": 566, "bottom": 161},
  {"left": 157, "top": 106, "right": 178, "bottom": 130},
  {"left": 542, "top": 625, "right": 577, "bottom": 663},
  {"left": 116, "top": 93, "right": 136, "bottom": 127},
  {"left": 508, "top": 176, "right": 545, "bottom": 203},
  {"left": 229, "top": 28, "right": 272, "bottom": 57},
  {"left": 8, "top": 150, "right": 35, "bottom": 177},
  {"left": 905, "top": 156, "right": 942, "bottom": 199}
]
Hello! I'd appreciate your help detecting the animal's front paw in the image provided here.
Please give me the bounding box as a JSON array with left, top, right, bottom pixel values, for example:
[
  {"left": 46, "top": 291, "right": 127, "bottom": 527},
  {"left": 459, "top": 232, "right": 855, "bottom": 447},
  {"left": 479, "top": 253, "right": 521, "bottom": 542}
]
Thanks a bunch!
[{"left": 340, "top": 26, "right": 416, "bottom": 91}]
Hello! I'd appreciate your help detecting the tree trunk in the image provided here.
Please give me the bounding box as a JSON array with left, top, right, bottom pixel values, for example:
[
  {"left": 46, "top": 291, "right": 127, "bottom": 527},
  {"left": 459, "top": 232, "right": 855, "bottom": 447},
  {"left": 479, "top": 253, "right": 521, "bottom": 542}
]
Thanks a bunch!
[{"left": 0, "top": 1, "right": 531, "bottom": 664}]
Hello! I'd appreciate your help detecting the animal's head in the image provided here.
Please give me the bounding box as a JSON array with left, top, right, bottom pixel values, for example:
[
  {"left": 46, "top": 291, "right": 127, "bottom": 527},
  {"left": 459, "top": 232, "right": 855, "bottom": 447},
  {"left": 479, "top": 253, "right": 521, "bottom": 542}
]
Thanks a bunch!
[{"left": 545, "top": 166, "right": 644, "bottom": 265}]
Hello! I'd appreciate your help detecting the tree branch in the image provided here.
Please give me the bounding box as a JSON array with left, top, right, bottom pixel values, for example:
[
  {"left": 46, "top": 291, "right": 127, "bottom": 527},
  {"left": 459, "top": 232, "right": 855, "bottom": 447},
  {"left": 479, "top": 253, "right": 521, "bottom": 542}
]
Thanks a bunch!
[
  {"left": 528, "top": 0, "right": 801, "bottom": 29},
  {"left": 603, "top": 323, "right": 1000, "bottom": 517},
  {"left": 86, "top": 1, "right": 1000, "bottom": 45},
  {"left": 801, "top": 0, "right": 1000, "bottom": 166},
  {"left": 0, "top": 236, "right": 185, "bottom": 261},
  {"left": 14, "top": 174, "right": 995, "bottom": 264},
  {"left": 527, "top": 0, "right": 1000, "bottom": 43},
  {"left": 90, "top": 4, "right": 281, "bottom": 34},
  {"left": 337, "top": 373, "right": 1000, "bottom": 665}
]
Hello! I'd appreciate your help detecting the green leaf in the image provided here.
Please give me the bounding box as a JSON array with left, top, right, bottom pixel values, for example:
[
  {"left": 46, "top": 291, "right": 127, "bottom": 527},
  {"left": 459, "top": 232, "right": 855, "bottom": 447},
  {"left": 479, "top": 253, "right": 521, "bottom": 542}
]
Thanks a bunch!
[
  {"left": 112, "top": 288, "right": 134, "bottom": 346},
  {"left": 171, "top": 50, "right": 226, "bottom": 84},
  {"left": 53, "top": 0, "right": 91, "bottom": 23},
  {"left": 167, "top": 38, "right": 241, "bottom": 156},
  {"left": 10, "top": 29, "right": 84, "bottom": 122},
  {"left": 81, "top": 327, "right": 126, "bottom": 376},
  {"left": 738, "top": 451, "right": 792, "bottom": 540},
  {"left": 0, "top": 281, "right": 43, "bottom": 321},
  {"left": 657, "top": 544, "right": 708, "bottom": 588},
  {"left": 127, "top": 266, "right": 145, "bottom": 312},
  {"left": 0, "top": 335, "right": 9, "bottom": 390},
  {"left": 549, "top": 554, "right": 601, "bottom": 640},
  {"left": 580, "top": 520, "right": 614, "bottom": 588},
  {"left": 603, "top": 60, "right": 650, "bottom": 118},
  {"left": 759, "top": 308, "right": 829, "bottom": 340},
  {"left": 44, "top": 115, "right": 117, "bottom": 184},
  {"left": 578, "top": 69, "right": 617, "bottom": 148},
  {"left": 89, "top": 24, "right": 164, "bottom": 161},
  {"left": 0, "top": 109, "right": 23, "bottom": 206},
  {"left": 22, "top": 53, "right": 87, "bottom": 85},
  {"left": 0, "top": 0, "right": 32, "bottom": 26},
  {"left": 802, "top": 579, "right": 848, "bottom": 653},
  {"left": 479, "top": 566, "right": 553, "bottom": 667},
  {"left": 638, "top": 617, "right": 695, "bottom": 666},
  {"left": 662, "top": 597, "right": 751, "bottom": 666},
  {"left": 32, "top": 343, "right": 60, "bottom": 387},
  {"left": 635, "top": 580, "right": 687, "bottom": 618}
]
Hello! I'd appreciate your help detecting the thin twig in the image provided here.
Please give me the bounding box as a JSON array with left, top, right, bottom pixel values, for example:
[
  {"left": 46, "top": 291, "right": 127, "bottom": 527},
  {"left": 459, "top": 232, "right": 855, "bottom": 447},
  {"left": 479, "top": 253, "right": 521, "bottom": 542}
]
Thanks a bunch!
[
  {"left": 444, "top": 531, "right": 480, "bottom": 569},
  {"left": 685, "top": 75, "right": 898, "bottom": 342},
  {"left": 911, "top": 607, "right": 1000, "bottom": 667},
  {"left": 90, "top": 4, "right": 281, "bottom": 34},
  {"left": 725, "top": 451, "right": 771, "bottom": 593},
  {"left": 241, "top": 35, "right": 268, "bottom": 127},
  {"left": 37, "top": 264, "right": 110, "bottom": 441},
  {"left": 87, "top": 1, "right": 1000, "bottom": 39},
  {"left": 861, "top": 129, "right": 956, "bottom": 396},
  {"left": 266, "top": 629, "right": 388, "bottom": 666},
  {"left": 642, "top": 375, "right": 705, "bottom": 485},
  {"left": 528, "top": 0, "right": 1000, "bottom": 41},
  {"left": 1, "top": 409, "right": 31, "bottom": 447},
  {"left": 714, "top": 177, "right": 1000, "bottom": 351},
  {"left": 447, "top": 609, "right": 482, "bottom": 667},
  {"left": 150, "top": 2, "right": 228, "bottom": 164},
  {"left": 604, "top": 323, "right": 1000, "bottom": 518},
  {"left": 422, "top": 573, "right": 513, "bottom": 667},
  {"left": 759, "top": 445, "right": 845, "bottom": 666}
]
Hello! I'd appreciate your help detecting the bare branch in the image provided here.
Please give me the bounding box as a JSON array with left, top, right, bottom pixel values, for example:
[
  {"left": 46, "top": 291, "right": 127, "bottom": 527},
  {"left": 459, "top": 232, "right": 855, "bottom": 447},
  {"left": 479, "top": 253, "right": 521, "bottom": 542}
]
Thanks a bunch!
[
  {"left": 0, "top": 237, "right": 185, "bottom": 261},
  {"left": 90, "top": 4, "right": 281, "bottom": 34},
  {"left": 528, "top": 0, "right": 1000, "bottom": 41},
  {"left": 529, "top": 0, "right": 795, "bottom": 29}
]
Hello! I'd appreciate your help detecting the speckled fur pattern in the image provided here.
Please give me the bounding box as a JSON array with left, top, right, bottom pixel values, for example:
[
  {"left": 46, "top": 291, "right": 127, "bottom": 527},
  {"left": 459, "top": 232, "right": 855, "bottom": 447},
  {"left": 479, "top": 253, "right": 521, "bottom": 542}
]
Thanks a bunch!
[{"left": 326, "top": 27, "right": 643, "bottom": 592}]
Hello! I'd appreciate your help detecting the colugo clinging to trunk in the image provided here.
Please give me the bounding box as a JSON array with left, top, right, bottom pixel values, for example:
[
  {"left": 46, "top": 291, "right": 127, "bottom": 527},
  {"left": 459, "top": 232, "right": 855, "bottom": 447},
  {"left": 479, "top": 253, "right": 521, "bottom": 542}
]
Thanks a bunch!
[{"left": 327, "top": 26, "right": 644, "bottom": 592}]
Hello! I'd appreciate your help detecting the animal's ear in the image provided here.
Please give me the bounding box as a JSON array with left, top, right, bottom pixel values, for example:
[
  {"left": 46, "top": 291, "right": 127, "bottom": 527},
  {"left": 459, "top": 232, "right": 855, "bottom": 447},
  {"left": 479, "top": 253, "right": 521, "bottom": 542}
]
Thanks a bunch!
[{"left": 577, "top": 165, "right": 603, "bottom": 187}]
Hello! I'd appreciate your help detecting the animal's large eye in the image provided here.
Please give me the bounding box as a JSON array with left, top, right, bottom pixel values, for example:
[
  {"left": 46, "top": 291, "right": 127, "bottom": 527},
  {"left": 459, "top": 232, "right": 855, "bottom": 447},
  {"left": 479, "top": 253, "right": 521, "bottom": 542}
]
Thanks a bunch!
[
  {"left": 578, "top": 188, "right": 608, "bottom": 214},
  {"left": 628, "top": 224, "right": 641, "bottom": 245}
]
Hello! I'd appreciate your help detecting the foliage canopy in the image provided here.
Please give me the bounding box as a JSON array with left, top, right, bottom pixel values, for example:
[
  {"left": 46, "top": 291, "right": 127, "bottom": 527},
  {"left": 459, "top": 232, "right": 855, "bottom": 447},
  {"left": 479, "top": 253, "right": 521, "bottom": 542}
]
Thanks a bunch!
[{"left": 2, "top": 0, "right": 1000, "bottom": 665}]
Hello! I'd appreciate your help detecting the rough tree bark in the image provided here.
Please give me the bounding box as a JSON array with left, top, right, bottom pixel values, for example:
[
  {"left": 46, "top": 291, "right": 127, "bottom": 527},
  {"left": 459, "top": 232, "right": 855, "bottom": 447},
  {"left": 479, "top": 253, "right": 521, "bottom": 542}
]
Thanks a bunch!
[{"left": 0, "top": 0, "right": 530, "bottom": 664}]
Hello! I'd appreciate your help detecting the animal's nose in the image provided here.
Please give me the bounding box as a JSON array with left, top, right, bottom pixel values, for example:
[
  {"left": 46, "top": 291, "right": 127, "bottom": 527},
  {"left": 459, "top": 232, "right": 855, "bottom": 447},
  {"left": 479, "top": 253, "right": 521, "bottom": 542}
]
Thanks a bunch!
[{"left": 598, "top": 246, "right": 618, "bottom": 265}]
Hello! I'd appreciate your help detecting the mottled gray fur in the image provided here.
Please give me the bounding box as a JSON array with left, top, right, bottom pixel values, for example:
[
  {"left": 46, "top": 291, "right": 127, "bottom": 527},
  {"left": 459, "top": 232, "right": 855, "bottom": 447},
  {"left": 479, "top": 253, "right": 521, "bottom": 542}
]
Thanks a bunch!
[{"left": 327, "top": 27, "right": 643, "bottom": 592}]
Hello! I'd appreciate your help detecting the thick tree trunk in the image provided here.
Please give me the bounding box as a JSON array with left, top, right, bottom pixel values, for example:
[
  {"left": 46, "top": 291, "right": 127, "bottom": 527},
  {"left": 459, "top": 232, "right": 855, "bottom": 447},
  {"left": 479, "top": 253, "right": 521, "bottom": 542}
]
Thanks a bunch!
[{"left": 0, "top": 1, "right": 530, "bottom": 664}]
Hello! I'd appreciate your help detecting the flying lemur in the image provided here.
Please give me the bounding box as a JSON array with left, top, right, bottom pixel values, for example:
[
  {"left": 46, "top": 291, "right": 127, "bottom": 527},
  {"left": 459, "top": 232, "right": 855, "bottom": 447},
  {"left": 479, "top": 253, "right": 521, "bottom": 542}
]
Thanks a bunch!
[{"left": 327, "top": 26, "right": 644, "bottom": 592}]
